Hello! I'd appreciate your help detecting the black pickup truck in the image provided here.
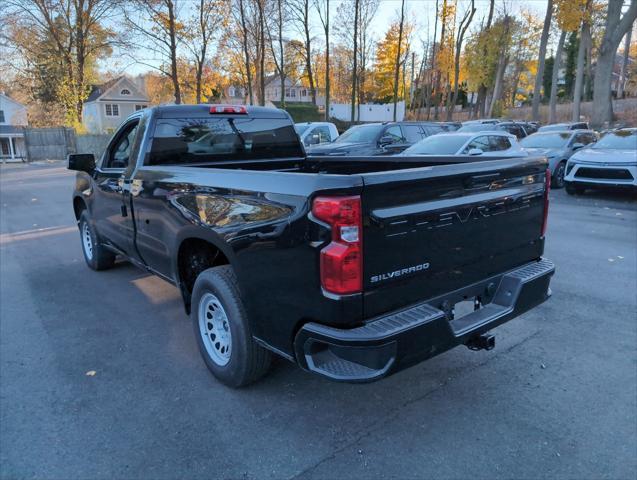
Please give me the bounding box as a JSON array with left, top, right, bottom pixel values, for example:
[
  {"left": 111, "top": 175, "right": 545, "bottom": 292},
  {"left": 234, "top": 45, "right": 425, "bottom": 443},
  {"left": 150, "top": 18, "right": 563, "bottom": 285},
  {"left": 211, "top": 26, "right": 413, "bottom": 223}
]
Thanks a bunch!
[{"left": 68, "top": 105, "right": 554, "bottom": 387}]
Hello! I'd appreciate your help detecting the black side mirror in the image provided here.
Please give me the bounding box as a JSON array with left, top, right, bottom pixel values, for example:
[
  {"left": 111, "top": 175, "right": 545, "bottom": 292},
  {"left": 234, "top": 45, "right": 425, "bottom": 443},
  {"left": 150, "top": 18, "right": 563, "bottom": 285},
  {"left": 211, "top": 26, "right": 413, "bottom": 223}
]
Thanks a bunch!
[
  {"left": 379, "top": 135, "right": 395, "bottom": 146},
  {"left": 68, "top": 153, "right": 96, "bottom": 174}
]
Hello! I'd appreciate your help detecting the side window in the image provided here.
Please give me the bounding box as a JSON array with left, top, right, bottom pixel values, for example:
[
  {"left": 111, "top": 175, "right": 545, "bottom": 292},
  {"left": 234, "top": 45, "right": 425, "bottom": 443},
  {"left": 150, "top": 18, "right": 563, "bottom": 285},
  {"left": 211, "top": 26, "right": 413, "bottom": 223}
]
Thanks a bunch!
[
  {"left": 490, "top": 135, "right": 512, "bottom": 151},
  {"left": 402, "top": 125, "right": 424, "bottom": 142},
  {"left": 314, "top": 126, "right": 331, "bottom": 143},
  {"left": 383, "top": 125, "right": 404, "bottom": 143},
  {"left": 424, "top": 125, "right": 444, "bottom": 136},
  {"left": 104, "top": 120, "right": 139, "bottom": 169},
  {"left": 464, "top": 135, "right": 491, "bottom": 153}
]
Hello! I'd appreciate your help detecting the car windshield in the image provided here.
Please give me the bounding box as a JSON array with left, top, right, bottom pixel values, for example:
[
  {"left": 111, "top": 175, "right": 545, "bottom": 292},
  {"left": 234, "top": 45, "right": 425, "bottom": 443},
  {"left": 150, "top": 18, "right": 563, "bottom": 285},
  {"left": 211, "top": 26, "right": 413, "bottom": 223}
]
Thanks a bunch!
[
  {"left": 402, "top": 135, "right": 469, "bottom": 155},
  {"left": 335, "top": 124, "right": 383, "bottom": 143},
  {"left": 521, "top": 132, "right": 570, "bottom": 148},
  {"left": 294, "top": 124, "right": 310, "bottom": 135},
  {"left": 591, "top": 130, "right": 637, "bottom": 149}
]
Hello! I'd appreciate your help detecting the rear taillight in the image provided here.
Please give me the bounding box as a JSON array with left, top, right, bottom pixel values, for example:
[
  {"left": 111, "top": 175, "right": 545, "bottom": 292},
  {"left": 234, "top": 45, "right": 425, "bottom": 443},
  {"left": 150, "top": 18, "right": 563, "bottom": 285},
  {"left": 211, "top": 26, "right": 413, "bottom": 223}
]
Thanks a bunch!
[
  {"left": 541, "top": 168, "right": 550, "bottom": 236},
  {"left": 312, "top": 196, "right": 363, "bottom": 295}
]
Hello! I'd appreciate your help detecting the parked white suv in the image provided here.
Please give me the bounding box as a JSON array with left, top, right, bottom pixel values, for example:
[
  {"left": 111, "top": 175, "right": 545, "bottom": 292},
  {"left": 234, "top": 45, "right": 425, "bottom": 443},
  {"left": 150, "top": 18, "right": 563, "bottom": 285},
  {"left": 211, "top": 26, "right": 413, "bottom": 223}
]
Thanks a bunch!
[
  {"left": 564, "top": 128, "right": 637, "bottom": 194},
  {"left": 400, "top": 131, "right": 527, "bottom": 158}
]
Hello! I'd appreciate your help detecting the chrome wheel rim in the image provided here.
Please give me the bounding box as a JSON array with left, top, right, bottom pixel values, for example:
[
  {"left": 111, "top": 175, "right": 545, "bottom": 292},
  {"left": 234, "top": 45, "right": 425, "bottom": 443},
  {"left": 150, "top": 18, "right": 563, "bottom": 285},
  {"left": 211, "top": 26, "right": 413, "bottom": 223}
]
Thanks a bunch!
[
  {"left": 198, "top": 293, "right": 232, "bottom": 366},
  {"left": 556, "top": 164, "right": 565, "bottom": 187},
  {"left": 82, "top": 222, "right": 93, "bottom": 260}
]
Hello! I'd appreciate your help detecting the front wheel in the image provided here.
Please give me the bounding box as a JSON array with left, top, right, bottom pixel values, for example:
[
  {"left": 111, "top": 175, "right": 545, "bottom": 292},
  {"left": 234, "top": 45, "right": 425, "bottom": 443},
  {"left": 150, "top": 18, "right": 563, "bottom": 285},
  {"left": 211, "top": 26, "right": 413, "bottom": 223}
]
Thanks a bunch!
[
  {"left": 191, "top": 266, "right": 271, "bottom": 387},
  {"left": 78, "top": 211, "right": 116, "bottom": 270},
  {"left": 552, "top": 161, "right": 566, "bottom": 189}
]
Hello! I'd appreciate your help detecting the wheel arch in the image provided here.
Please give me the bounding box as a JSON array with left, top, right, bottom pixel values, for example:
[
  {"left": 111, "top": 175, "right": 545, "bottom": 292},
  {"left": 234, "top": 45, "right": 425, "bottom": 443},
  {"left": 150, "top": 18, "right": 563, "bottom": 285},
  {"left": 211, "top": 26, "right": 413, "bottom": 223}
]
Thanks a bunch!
[
  {"left": 174, "top": 233, "right": 233, "bottom": 314},
  {"left": 73, "top": 195, "right": 88, "bottom": 221}
]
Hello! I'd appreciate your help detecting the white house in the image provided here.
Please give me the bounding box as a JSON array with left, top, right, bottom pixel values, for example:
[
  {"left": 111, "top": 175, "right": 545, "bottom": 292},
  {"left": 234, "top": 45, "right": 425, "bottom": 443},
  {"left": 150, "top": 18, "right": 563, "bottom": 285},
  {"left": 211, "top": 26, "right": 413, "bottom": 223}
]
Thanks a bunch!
[
  {"left": 0, "top": 92, "right": 28, "bottom": 162},
  {"left": 264, "top": 75, "right": 324, "bottom": 106},
  {"left": 82, "top": 76, "right": 150, "bottom": 133}
]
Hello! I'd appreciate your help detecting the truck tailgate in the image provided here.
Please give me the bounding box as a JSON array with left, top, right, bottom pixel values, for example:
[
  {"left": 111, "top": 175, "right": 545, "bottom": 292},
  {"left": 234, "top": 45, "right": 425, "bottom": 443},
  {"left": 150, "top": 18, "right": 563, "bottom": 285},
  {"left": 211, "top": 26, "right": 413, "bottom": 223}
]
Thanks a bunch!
[{"left": 360, "top": 157, "right": 548, "bottom": 318}]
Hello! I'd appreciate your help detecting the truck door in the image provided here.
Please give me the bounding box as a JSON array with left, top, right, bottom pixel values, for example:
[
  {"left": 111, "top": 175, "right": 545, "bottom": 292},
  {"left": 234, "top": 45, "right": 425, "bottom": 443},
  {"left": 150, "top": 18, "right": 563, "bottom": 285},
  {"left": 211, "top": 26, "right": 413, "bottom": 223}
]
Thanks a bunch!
[{"left": 92, "top": 117, "right": 141, "bottom": 257}]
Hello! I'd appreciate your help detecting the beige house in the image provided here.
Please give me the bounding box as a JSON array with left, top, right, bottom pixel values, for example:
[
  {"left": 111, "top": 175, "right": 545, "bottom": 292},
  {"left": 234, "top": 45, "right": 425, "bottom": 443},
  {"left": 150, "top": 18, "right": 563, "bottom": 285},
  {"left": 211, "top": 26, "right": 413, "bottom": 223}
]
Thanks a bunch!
[{"left": 82, "top": 77, "right": 150, "bottom": 133}]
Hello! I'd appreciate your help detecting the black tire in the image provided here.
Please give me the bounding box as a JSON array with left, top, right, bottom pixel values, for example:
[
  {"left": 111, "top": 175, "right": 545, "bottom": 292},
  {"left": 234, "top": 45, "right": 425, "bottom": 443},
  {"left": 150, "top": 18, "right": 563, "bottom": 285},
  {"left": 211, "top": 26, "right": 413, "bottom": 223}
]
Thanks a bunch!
[
  {"left": 565, "top": 183, "right": 585, "bottom": 195},
  {"left": 552, "top": 161, "right": 566, "bottom": 189},
  {"left": 191, "top": 265, "right": 271, "bottom": 387},
  {"left": 78, "top": 211, "right": 116, "bottom": 270}
]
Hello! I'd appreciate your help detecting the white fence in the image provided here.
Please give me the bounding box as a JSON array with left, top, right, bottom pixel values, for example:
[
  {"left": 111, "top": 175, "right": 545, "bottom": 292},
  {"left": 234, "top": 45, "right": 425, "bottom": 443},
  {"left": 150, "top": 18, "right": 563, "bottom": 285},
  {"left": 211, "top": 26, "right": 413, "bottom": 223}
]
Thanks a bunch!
[{"left": 329, "top": 101, "right": 405, "bottom": 122}]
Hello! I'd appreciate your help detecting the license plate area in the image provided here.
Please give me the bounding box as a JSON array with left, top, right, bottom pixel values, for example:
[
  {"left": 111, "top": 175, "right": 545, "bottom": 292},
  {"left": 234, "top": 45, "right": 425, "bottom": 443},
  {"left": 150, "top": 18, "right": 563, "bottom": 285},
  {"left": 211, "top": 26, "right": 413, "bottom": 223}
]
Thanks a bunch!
[{"left": 452, "top": 297, "right": 481, "bottom": 320}]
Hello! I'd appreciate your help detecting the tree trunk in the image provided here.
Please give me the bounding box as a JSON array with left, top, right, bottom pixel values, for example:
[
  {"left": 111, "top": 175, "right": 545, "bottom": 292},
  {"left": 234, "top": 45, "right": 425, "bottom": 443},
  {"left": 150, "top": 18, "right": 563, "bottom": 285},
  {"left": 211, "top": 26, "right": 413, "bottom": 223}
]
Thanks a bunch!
[
  {"left": 489, "top": 52, "right": 509, "bottom": 117},
  {"left": 278, "top": 0, "right": 285, "bottom": 108},
  {"left": 324, "top": 0, "right": 330, "bottom": 120},
  {"left": 238, "top": 0, "right": 254, "bottom": 105},
  {"left": 302, "top": 0, "right": 316, "bottom": 105},
  {"left": 548, "top": 30, "right": 566, "bottom": 123},
  {"left": 617, "top": 24, "right": 633, "bottom": 98},
  {"left": 572, "top": 15, "right": 589, "bottom": 121},
  {"left": 591, "top": 0, "right": 637, "bottom": 129},
  {"left": 351, "top": 0, "right": 359, "bottom": 122},
  {"left": 167, "top": 0, "right": 181, "bottom": 104},
  {"left": 448, "top": 0, "right": 475, "bottom": 120},
  {"left": 392, "top": 0, "right": 406, "bottom": 121},
  {"left": 532, "top": 0, "right": 553, "bottom": 121},
  {"left": 258, "top": 0, "right": 266, "bottom": 106}
]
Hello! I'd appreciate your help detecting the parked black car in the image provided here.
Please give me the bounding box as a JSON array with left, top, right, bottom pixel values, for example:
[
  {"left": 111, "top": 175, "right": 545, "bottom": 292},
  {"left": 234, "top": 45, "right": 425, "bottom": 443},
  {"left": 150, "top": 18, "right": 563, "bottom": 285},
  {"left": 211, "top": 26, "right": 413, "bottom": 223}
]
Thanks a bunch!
[
  {"left": 68, "top": 104, "right": 554, "bottom": 387},
  {"left": 306, "top": 121, "right": 447, "bottom": 156}
]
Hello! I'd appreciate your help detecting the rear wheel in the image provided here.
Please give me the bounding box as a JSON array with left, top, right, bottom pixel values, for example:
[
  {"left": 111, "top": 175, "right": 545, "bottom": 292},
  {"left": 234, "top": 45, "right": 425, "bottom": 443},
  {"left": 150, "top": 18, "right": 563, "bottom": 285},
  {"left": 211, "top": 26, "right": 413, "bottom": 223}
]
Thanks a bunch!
[
  {"left": 191, "top": 265, "right": 271, "bottom": 387},
  {"left": 78, "top": 211, "right": 116, "bottom": 270},
  {"left": 565, "top": 183, "right": 585, "bottom": 195},
  {"left": 552, "top": 161, "right": 566, "bottom": 189}
]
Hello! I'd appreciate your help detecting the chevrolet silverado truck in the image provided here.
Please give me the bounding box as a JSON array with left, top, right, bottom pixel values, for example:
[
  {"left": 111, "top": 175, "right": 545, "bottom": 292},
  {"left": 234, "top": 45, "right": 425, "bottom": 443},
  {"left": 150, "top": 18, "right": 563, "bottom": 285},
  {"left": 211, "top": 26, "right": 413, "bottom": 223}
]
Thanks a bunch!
[{"left": 68, "top": 105, "right": 555, "bottom": 387}]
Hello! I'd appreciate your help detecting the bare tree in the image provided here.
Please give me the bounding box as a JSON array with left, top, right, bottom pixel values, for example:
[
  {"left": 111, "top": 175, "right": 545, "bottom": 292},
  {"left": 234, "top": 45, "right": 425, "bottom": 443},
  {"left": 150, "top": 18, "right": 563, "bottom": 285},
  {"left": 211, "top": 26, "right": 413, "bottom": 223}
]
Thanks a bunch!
[
  {"left": 267, "top": 0, "right": 286, "bottom": 107},
  {"left": 548, "top": 29, "right": 566, "bottom": 123},
  {"left": 488, "top": 15, "right": 512, "bottom": 117},
  {"left": 617, "top": 23, "right": 633, "bottom": 98},
  {"left": 186, "top": 0, "right": 226, "bottom": 104},
  {"left": 572, "top": 0, "right": 591, "bottom": 122},
  {"left": 591, "top": 0, "right": 637, "bottom": 128},
  {"left": 447, "top": 0, "right": 475, "bottom": 120},
  {"left": 473, "top": 0, "right": 495, "bottom": 119},
  {"left": 392, "top": 0, "right": 406, "bottom": 121},
  {"left": 123, "top": 0, "right": 183, "bottom": 104},
  {"left": 315, "top": 0, "right": 330, "bottom": 120},
  {"left": 351, "top": 0, "right": 360, "bottom": 122},
  {"left": 290, "top": 0, "right": 316, "bottom": 104},
  {"left": 234, "top": 0, "right": 254, "bottom": 104},
  {"left": 531, "top": 0, "right": 553, "bottom": 121}
]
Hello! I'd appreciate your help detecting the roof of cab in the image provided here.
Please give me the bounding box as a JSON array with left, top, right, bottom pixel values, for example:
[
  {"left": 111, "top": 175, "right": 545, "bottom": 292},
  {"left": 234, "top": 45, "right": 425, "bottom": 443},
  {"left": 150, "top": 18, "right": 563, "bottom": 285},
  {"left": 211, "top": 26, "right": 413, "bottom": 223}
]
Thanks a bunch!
[{"left": 152, "top": 104, "right": 290, "bottom": 119}]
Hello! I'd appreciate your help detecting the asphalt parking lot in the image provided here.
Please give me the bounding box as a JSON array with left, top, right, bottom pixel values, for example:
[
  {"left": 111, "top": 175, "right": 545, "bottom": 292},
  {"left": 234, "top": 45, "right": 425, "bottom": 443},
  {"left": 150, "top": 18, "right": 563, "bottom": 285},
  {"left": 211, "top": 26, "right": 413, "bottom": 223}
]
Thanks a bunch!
[{"left": 1, "top": 161, "right": 636, "bottom": 480}]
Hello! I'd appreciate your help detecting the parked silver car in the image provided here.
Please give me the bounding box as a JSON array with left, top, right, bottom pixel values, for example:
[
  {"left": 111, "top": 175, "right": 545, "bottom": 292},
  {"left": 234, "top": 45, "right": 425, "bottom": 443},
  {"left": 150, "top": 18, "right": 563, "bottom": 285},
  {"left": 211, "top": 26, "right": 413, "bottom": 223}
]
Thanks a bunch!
[
  {"left": 401, "top": 131, "right": 527, "bottom": 158},
  {"left": 520, "top": 130, "right": 597, "bottom": 188},
  {"left": 564, "top": 128, "right": 637, "bottom": 194}
]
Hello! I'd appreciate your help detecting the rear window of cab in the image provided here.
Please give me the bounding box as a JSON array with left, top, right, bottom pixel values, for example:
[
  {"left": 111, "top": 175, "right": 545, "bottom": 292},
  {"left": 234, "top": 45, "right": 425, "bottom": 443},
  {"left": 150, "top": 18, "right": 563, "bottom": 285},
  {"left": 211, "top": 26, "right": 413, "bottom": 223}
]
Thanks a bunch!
[{"left": 147, "top": 117, "right": 303, "bottom": 165}]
